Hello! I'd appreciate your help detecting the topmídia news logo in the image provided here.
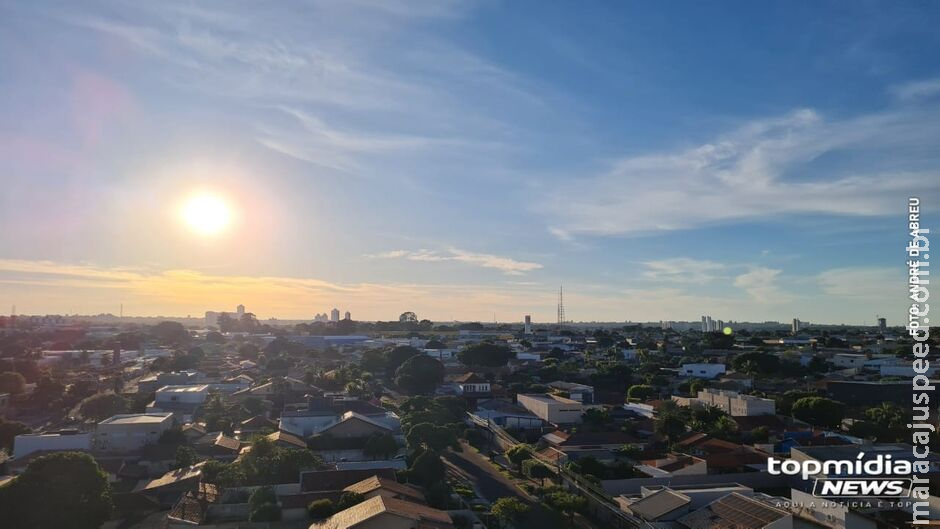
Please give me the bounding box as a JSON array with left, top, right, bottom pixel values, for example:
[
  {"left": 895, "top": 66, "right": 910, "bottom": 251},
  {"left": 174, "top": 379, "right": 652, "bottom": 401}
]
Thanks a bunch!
[{"left": 768, "top": 453, "right": 913, "bottom": 498}]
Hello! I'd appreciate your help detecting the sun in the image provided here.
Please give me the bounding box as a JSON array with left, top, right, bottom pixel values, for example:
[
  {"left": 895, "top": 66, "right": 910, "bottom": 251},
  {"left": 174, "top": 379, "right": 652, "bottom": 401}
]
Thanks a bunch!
[{"left": 180, "top": 193, "right": 233, "bottom": 236}]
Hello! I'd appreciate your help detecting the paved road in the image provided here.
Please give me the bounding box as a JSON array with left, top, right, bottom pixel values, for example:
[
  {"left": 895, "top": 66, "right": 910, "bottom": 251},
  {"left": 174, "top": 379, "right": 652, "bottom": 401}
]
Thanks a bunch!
[{"left": 443, "top": 441, "right": 530, "bottom": 504}]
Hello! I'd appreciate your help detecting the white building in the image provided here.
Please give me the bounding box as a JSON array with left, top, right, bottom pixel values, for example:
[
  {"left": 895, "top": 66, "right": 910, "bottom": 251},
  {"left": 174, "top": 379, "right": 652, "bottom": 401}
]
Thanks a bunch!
[
  {"left": 96, "top": 413, "right": 175, "bottom": 452},
  {"left": 330, "top": 308, "right": 341, "bottom": 322},
  {"left": 516, "top": 393, "right": 599, "bottom": 424},
  {"left": 13, "top": 430, "right": 92, "bottom": 460},
  {"left": 524, "top": 315, "right": 532, "bottom": 334},
  {"left": 695, "top": 388, "right": 775, "bottom": 416},
  {"left": 680, "top": 363, "right": 727, "bottom": 379}
]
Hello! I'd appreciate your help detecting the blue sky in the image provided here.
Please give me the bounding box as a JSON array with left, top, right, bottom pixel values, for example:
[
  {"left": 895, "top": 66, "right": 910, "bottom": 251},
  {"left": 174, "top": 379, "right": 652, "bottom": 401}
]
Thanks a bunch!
[{"left": 0, "top": 0, "right": 937, "bottom": 324}]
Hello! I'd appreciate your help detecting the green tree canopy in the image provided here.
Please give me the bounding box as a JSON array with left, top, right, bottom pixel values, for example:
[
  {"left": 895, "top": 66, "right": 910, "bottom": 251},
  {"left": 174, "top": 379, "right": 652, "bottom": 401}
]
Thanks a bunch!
[
  {"left": 791, "top": 396, "right": 846, "bottom": 429},
  {"left": 0, "top": 451, "right": 112, "bottom": 529},
  {"left": 395, "top": 355, "right": 444, "bottom": 395},
  {"left": 457, "top": 342, "right": 513, "bottom": 368},
  {"left": 78, "top": 393, "right": 128, "bottom": 422}
]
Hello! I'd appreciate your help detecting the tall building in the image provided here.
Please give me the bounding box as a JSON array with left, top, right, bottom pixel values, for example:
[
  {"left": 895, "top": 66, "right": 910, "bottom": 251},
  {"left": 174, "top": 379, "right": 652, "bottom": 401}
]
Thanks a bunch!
[
  {"left": 791, "top": 318, "right": 801, "bottom": 334},
  {"left": 701, "top": 316, "right": 708, "bottom": 333},
  {"left": 524, "top": 315, "right": 532, "bottom": 334},
  {"left": 330, "top": 308, "right": 340, "bottom": 322},
  {"left": 344, "top": 311, "right": 351, "bottom": 321},
  {"left": 236, "top": 304, "right": 245, "bottom": 317},
  {"left": 877, "top": 317, "right": 887, "bottom": 333}
]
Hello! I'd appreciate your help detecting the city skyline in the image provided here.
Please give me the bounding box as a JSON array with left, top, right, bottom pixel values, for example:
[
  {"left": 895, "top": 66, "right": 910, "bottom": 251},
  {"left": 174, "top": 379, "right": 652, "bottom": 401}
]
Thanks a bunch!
[{"left": 2, "top": 1, "right": 938, "bottom": 323}]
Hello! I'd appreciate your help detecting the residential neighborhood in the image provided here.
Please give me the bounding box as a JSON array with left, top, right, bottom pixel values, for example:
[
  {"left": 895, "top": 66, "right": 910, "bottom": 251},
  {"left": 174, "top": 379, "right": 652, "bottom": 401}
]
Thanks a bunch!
[{"left": 0, "top": 311, "right": 936, "bottom": 528}]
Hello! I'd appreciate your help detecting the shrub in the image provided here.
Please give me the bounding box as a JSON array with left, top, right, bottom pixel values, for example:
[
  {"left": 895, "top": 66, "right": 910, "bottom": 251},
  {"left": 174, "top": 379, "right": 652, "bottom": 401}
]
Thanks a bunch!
[{"left": 307, "top": 499, "right": 335, "bottom": 519}]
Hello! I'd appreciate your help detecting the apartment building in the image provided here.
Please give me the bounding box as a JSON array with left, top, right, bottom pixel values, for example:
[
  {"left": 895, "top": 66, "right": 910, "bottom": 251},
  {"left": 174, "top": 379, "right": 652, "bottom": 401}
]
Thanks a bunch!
[{"left": 695, "top": 388, "right": 775, "bottom": 416}]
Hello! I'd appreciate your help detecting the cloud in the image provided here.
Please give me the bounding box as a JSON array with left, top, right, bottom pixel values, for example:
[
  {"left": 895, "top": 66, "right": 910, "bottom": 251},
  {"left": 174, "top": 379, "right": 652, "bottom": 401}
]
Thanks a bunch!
[
  {"left": 641, "top": 257, "right": 727, "bottom": 284},
  {"left": 545, "top": 104, "right": 940, "bottom": 237},
  {"left": 817, "top": 267, "right": 901, "bottom": 299},
  {"left": 889, "top": 78, "right": 940, "bottom": 101},
  {"left": 733, "top": 267, "right": 791, "bottom": 304},
  {"left": 369, "top": 248, "right": 543, "bottom": 275},
  {"left": 0, "top": 258, "right": 549, "bottom": 320}
]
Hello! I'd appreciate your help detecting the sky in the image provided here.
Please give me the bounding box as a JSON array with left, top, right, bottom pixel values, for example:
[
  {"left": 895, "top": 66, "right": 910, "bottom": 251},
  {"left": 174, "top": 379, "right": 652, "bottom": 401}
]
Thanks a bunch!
[{"left": 1, "top": 0, "right": 938, "bottom": 324}]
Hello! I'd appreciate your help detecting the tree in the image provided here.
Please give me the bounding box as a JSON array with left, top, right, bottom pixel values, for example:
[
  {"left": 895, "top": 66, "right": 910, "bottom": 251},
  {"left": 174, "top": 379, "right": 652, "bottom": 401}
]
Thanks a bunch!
[
  {"left": 655, "top": 413, "right": 687, "bottom": 442},
  {"left": 150, "top": 321, "right": 190, "bottom": 345},
  {"left": 0, "top": 418, "right": 31, "bottom": 452},
  {"left": 363, "top": 432, "right": 399, "bottom": 459},
  {"left": 174, "top": 446, "right": 198, "bottom": 468},
  {"left": 491, "top": 497, "right": 530, "bottom": 528},
  {"left": 791, "top": 397, "right": 845, "bottom": 429},
  {"left": 0, "top": 372, "right": 26, "bottom": 395},
  {"left": 506, "top": 444, "right": 533, "bottom": 467},
  {"left": 360, "top": 349, "right": 387, "bottom": 374},
  {"left": 627, "top": 384, "right": 654, "bottom": 400},
  {"left": 387, "top": 345, "right": 422, "bottom": 375},
  {"left": 337, "top": 491, "right": 365, "bottom": 510},
  {"left": 395, "top": 355, "right": 444, "bottom": 394},
  {"left": 78, "top": 393, "right": 127, "bottom": 422},
  {"left": 407, "top": 449, "right": 446, "bottom": 487},
  {"left": 457, "top": 342, "right": 513, "bottom": 368},
  {"left": 307, "top": 499, "right": 335, "bottom": 519},
  {"left": 0, "top": 451, "right": 112, "bottom": 529},
  {"left": 522, "top": 459, "right": 553, "bottom": 486},
  {"left": 544, "top": 491, "right": 586, "bottom": 520},
  {"left": 750, "top": 426, "right": 770, "bottom": 443},
  {"left": 407, "top": 423, "right": 458, "bottom": 452}
]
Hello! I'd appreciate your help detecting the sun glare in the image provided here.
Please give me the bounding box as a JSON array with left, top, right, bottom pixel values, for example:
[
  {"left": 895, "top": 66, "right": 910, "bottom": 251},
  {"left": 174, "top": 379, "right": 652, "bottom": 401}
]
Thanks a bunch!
[{"left": 180, "top": 193, "right": 233, "bottom": 236}]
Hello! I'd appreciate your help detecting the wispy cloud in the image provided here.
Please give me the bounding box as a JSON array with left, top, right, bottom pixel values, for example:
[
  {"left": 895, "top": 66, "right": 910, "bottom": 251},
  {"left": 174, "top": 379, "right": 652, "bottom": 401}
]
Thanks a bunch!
[
  {"left": 641, "top": 257, "right": 727, "bottom": 284},
  {"left": 546, "top": 103, "right": 940, "bottom": 237},
  {"left": 733, "top": 267, "right": 791, "bottom": 304},
  {"left": 369, "top": 248, "right": 543, "bottom": 275},
  {"left": 816, "top": 267, "right": 900, "bottom": 299},
  {"left": 889, "top": 77, "right": 940, "bottom": 101}
]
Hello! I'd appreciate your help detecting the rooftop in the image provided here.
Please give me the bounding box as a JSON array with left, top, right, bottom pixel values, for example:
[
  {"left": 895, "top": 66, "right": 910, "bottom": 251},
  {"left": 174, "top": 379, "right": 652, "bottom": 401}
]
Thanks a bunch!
[
  {"left": 519, "top": 393, "right": 581, "bottom": 405},
  {"left": 99, "top": 413, "right": 173, "bottom": 425},
  {"left": 156, "top": 384, "right": 210, "bottom": 393},
  {"left": 627, "top": 488, "right": 690, "bottom": 520}
]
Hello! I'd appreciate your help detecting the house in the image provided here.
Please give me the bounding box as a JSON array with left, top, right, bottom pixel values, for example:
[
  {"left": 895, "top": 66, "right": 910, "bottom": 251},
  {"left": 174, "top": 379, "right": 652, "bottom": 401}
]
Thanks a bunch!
[
  {"left": 635, "top": 453, "right": 707, "bottom": 478},
  {"left": 453, "top": 373, "right": 491, "bottom": 397},
  {"left": 541, "top": 430, "right": 645, "bottom": 460},
  {"left": 133, "top": 462, "right": 205, "bottom": 506},
  {"left": 676, "top": 492, "right": 792, "bottom": 529},
  {"left": 193, "top": 432, "right": 242, "bottom": 460},
  {"left": 266, "top": 430, "right": 307, "bottom": 449},
  {"left": 237, "top": 414, "right": 278, "bottom": 437},
  {"left": 280, "top": 397, "right": 399, "bottom": 438},
  {"left": 343, "top": 475, "right": 425, "bottom": 504},
  {"left": 619, "top": 488, "right": 692, "bottom": 521},
  {"left": 96, "top": 413, "right": 175, "bottom": 452},
  {"left": 13, "top": 430, "right": 92, "bottom": 460},
  {"left": 180, "top": 423, "right": 207, "bottom": 442},
  {"left": 516, "top": 393, "right": 600, "bottom": 424},
  {"left": 471, "top": 399, "right": 543, "bottom": 429},
  {"left": 137, "top": 371, "right": 202, "bottom": 393},
  {"left": 676, "top": 434, "right": 770, "bottom": 472},
  {"left": 318, "top": 411, "right": 394, "bottom": 438},
  {"left": 147, "top": 384, "right": 209, "bottom": 419},
  {"left": 680, "top": 363, "right": 727, "bottom": 379},
  {"left": 309, "top": 495, "right": 454, "bottom": 529}
]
